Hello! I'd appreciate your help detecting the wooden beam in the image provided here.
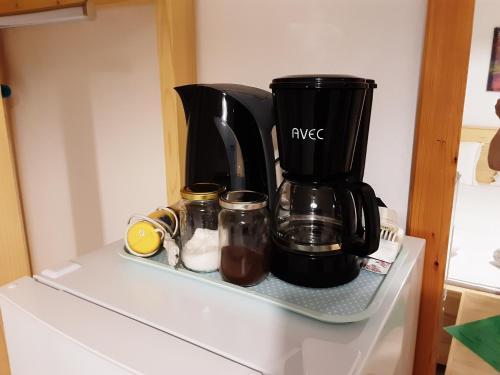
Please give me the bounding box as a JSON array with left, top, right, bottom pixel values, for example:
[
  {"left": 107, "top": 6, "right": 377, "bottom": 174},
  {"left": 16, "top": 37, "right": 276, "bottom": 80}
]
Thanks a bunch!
[
  {"left": 0, "top": 0, "right": 86, "bottom": 16},
  {"left": 0, "top": 42, "right": 31, "bottom": 290},
  {"left": 0, "top": 34, "right": 31, "bottom": 375},
  {"left": 155, "top": 0, "right": 196, "bottom": 204},
  {"left": 0, "top": 313, "right": 9, "bottom": 375},
  {"left": 0, "top": 0, "right": 154, "bottom": 15},
  {"left": 94, "top": 0, "right": 152, "bottom": 6},
  {"left": 408, "top": 1, "right": 475, "bottom": 374}
]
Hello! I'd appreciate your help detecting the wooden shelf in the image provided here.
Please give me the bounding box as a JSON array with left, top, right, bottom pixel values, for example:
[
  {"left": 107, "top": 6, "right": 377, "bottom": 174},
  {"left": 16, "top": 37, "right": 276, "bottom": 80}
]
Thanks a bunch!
[{"left": 0, "top": 0, "right": 87, "bottom": 17}]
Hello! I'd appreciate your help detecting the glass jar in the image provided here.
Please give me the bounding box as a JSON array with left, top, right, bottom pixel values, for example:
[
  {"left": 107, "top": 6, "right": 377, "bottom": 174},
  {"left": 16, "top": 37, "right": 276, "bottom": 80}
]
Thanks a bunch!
[
  {"left": 219, "top": 191, "right": 270, "bottom": 286},
  {"left": 179, "top": 183, "right": 225, "bottom": 272}
]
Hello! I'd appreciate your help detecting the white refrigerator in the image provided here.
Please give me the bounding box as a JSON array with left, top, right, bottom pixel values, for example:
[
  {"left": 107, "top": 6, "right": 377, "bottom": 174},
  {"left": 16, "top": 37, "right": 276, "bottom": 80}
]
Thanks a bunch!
[{"left": 0, "top": 237, "right": 424, "bottom": 375}]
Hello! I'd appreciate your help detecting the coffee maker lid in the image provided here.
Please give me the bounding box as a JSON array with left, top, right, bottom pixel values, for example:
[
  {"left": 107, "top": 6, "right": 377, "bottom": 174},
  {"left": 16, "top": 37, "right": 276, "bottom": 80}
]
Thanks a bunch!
[{"left": 270, "top": 75, "right": 377, "bottom": 89}]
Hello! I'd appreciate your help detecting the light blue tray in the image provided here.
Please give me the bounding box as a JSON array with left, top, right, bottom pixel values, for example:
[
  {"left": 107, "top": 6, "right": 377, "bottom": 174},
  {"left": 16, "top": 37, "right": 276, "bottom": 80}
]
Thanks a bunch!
[{"left": 119, "top": 247, "right": 406, "bottom": 323}]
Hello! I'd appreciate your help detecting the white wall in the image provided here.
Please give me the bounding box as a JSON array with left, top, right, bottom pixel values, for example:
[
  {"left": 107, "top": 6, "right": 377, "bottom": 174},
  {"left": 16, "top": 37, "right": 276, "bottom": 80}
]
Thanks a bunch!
[
  {"left": 196, "top": 0, "right": 426, "bottom": 225},
  {"left": 3, "top": 3, "right": 166, "bottom": 272},
  {"left": 462, "top": 0, "right": 500, "bottom": 127}
]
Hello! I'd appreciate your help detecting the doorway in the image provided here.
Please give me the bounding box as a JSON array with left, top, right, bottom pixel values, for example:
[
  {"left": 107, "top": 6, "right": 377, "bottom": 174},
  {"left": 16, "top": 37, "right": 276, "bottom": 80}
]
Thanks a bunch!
[{"left": 408, "top": 0, "right": 500, "bottom": 374}]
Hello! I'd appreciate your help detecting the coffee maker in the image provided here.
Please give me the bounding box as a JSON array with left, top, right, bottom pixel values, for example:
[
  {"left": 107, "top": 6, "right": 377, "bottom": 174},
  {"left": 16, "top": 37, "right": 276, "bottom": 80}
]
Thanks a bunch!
[
  {"left": 270, "top": 75, "right": 380, "bottom": 288},
  {"left": 175, "top": 84, "right": 277, "bottom": 204}
]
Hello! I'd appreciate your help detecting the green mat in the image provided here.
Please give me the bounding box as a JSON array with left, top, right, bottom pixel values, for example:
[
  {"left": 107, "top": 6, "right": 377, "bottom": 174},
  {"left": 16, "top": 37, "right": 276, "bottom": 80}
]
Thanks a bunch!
[{"left": 445, "top": 315, "right": 500, "bottom": 371}]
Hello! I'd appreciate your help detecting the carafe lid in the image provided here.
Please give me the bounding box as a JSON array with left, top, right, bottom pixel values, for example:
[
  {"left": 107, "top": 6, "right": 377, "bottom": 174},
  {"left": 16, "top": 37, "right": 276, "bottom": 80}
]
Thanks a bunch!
[{"left": 270, "top": 75, "right": 376, "bottom": 89}]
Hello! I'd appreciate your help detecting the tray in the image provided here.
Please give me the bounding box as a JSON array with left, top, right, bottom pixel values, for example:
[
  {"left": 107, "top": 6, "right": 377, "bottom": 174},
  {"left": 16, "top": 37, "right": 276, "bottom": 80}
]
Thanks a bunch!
[{"left": 119, "top": 247, "right": 407, "bottom": 323}]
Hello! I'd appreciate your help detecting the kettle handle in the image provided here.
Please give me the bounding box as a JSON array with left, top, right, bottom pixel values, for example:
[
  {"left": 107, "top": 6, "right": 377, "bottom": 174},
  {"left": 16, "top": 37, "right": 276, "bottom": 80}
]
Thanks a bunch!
[{"left": 345, "top": 182, "right": 380, "bottom": 257}]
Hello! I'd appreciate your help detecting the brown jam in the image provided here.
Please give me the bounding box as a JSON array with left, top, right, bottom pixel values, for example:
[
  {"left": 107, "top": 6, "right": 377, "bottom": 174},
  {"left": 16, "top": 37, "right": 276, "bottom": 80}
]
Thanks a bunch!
[{"left": 220, "top": 245, "right": 269, "bottom": 286}]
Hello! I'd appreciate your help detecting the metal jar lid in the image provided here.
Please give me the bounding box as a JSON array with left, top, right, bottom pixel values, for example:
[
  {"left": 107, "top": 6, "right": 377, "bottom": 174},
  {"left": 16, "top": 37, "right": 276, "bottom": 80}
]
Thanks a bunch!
[
  {"left": 181, "top": 183, "right": 225, "bottom": 201},
  {"left": 220, "top": 190, "right": 268, "bottom": 210}
]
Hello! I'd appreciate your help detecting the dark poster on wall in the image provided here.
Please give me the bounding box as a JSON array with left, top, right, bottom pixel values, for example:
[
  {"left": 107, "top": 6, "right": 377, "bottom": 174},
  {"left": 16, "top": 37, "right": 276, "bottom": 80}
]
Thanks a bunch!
[{"left": 487, "top": 27, "right": 500, "bottom": 91}]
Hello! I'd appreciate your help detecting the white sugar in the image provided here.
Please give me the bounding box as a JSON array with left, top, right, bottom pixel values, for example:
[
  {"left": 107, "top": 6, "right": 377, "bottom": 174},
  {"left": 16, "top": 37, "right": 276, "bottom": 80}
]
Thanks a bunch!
[{"left": 182, "top": 228, "right": 220, "bottom": 272}]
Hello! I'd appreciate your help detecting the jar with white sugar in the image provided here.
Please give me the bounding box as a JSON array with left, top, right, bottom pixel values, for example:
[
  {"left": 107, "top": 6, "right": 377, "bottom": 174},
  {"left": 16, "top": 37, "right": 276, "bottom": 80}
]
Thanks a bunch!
[{"left": 179, "top": 183, "right": 225, "bottom": 272}]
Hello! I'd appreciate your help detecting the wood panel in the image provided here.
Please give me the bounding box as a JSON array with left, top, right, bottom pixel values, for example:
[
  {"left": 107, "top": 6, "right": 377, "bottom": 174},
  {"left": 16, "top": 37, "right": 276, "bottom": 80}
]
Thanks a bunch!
[
  {"left": 437, "top": 286, "right": 462, "bottom": 365},
  {"left": 0, "top": 313, "right": 8, "bottom": 375},
  {"left": 461, "top": 126, "right": 498, "bottom": 184},
  {"left": 0, "top": 37, "right": 31, "bottom": 375},
  {"left": 94, "top": 0, "right": 152, "bottom": 6},
  {"left": 461, "top": 126, "right": 499, "bottom": 143},
  {"left": 439, "top": 285, "right": 500, "bottom": 368},
  {"left": 407, "top": 1, "right": 475, "bottom": 374},
  {"left": 0, "top": 0, "right": 86, "bottom": 16},
  {"left": 0, "top": 44, "right": 31, "bottom": 289},
  {"left": 445, "top": 291, "right": 500, "bottom": 374},
  {"left": 155, "top": 0, "right": 196, "bottom": 204},
  {"left": 435, "top": 284, "right": 496, "bottom": 366}
]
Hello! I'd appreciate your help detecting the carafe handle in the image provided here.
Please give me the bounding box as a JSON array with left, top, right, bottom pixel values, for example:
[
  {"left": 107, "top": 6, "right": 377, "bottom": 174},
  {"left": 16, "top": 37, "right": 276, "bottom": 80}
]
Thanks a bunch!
[{"left": 345, "top": 182, "right": 380, "bottom": 257}]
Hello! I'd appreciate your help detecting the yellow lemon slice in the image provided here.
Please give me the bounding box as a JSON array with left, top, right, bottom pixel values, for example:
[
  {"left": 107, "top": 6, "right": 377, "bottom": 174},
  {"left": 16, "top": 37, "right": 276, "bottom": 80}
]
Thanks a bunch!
[{"left": 126, "top": 221, "right": 161, "bottom": 255}]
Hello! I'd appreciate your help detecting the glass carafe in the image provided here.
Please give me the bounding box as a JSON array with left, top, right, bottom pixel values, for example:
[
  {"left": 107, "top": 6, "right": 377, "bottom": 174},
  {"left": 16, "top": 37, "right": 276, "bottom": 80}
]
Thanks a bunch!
[{"left": 272, "top": 179, "right": 379, "bottom": 256}]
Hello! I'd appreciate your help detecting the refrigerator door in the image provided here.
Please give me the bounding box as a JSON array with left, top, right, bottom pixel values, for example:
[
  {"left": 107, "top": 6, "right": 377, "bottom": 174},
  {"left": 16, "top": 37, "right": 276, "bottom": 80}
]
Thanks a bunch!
[
  {"left": 0, "top": 277, "right": 260, "bottom": 375},
  {"left": 28, "top": 237, "right": 424, "bottom": 374}
]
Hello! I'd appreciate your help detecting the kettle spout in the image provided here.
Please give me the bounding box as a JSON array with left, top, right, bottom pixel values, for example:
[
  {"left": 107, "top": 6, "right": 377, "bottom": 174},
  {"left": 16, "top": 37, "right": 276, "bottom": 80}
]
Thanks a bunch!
[{"left": 174, "top": 84, "right": 197, "bottom": 121}]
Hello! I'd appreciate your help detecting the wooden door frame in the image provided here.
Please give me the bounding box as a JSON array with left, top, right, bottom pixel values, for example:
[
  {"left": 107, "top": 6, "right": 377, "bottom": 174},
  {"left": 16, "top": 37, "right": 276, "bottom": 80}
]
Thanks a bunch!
[
  {"left": 408, "top": 1, "right": 476, "bottom": 374},
  {"left": 0, "top": 1, "right": 194, "bottom": 373}
]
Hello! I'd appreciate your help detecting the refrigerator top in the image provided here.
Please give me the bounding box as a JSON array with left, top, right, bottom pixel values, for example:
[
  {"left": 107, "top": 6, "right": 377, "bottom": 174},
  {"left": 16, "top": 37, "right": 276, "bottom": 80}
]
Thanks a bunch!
[
  {"left": 0, "top": 277, "right": 260, "bottom": 375},
  {"left": 31, "top": 237, "right": 425, "bottom": 374}
]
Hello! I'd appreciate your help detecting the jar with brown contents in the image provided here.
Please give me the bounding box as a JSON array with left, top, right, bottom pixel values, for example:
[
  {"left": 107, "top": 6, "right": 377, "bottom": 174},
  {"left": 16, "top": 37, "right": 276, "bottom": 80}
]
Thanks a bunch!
[{"left": 219, "top": 191, "right": 270, "bottom": 286}]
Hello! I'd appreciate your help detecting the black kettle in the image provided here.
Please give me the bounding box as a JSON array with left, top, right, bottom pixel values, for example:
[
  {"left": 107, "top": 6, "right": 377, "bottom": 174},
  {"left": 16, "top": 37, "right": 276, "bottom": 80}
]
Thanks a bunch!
[{"left": 175, "top": 84, "right": 277, "bottom": 204}]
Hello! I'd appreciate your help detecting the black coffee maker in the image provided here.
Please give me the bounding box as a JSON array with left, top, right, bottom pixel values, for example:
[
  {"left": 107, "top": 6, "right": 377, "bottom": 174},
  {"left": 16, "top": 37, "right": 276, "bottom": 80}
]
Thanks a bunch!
[
  {"left": 175, "top": 84, "right": 277, "bottom": 204},
  {"left": 270, "top": 75, "right": 380, "bottom": 288}
]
